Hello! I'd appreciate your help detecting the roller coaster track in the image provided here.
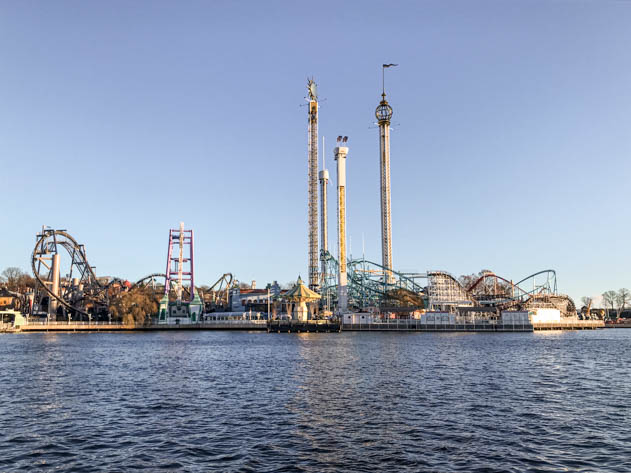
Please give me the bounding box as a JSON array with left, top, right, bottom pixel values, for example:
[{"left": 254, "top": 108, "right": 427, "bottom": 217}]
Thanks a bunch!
[
  {"left": 132, "top": 273, "right": 167, "bottom": 289},
  {"left": 466, "top": 270, "right": 557, "bottom": 304},
  {"left": 321, "top": 251, "right": 425, "bottom": 308},
  {"left": 208, "top": 273, "right": 234, "bottom": 292},
  {"left": 427, "top": 269, "right": 575, "bottom": 316},
  {"left": 131, "top": 272, "right": 233, "bottom": 307},
  {"left": 30, "top": 227, "right": 236, "bottom": 318},
  {"left": 200, "top": 273, "right": 234, "bottom": 308},
  {"left": 129, "top": 272, "right": 233, "bottom": 310},
  {"left": 31, "top": 228, "right": 107, "bottom": 317}
]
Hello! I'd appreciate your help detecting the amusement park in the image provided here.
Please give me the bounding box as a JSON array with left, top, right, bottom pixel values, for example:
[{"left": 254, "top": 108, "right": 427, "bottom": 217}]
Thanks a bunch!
[{"left": 0, "top": 71, "right": 603, "bottom": 333}]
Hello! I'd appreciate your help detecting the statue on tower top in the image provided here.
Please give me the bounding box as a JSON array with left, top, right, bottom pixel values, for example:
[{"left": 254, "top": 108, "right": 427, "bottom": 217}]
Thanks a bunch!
[{"left": 307, "top": 78, "right": 318, "bottom": 101}]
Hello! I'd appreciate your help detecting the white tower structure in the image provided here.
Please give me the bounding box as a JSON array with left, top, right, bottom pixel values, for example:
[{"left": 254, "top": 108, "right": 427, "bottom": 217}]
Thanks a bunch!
[
  {"left": 319, "top": 137, "right": 329, "bottom": 285},
  {"left": 319, "top": 168, "right": 329, "bottom": 278},
  {"left": 176, "top": 221, "right": 185, "bottom": 304},
  {"left": 376, "top": 65, "right": 396, "bottom": 283},
  {"left": 307, "top": 79, "right": 320, "bottom": 291},
  {"left": 49, "top": 253, "right": 61, "bottom": 319},
  {"left": 335, "top": 138, "right": 349, "bottom": 313}
]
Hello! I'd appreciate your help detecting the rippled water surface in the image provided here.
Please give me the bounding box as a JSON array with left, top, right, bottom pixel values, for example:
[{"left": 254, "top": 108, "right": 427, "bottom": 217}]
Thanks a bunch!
[{"left": 1, "top": 330, "right": 631, "bottom": 472}]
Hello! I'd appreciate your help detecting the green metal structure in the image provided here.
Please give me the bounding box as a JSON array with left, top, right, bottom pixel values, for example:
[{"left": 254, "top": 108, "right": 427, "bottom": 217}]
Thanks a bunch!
[{"left": 320, "top": 250, "right": 426, "bottom": 310}]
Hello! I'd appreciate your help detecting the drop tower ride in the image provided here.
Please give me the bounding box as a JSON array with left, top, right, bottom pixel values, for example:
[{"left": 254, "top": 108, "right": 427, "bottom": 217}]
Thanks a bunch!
[
  {"left": 376, "top": 64, "right": 396, "bottom": 283},
  {"left": 307, "top": 79, "right": 320, "bottom": 291}
]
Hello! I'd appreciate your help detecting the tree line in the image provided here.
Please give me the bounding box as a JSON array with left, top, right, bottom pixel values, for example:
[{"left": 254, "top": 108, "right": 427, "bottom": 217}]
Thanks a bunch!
[
  {"left": 582, "top": 288, "right": 631, "bottom": 319},
  {"left": 1, "top": 266, "right": 158, "bottom": 325},
  {"left": 0, "top": 267, "right": 36, "bottom": 293}
]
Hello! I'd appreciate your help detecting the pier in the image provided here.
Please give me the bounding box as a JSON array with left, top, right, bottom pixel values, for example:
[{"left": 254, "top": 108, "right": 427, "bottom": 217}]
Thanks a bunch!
[
  {"left": 342, "top": 319, "right": 604, "bottom": 332},
  {"left": 268, "top": 320, "right": 341, "bottom": 333},
  {"left": 8, "top": 318, "right": 604, "bottom": 333}
]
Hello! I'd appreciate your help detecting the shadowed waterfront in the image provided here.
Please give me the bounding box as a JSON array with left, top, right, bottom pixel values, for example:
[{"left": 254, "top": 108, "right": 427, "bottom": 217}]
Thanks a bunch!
[{"left": 1, "top": 331, "right": 630, "bottom": 472}]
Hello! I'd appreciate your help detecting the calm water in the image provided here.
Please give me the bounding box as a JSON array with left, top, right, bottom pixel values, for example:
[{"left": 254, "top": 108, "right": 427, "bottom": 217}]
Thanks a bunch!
[{"left": 1, "top": 330, "right": 630, "bottom": 472}]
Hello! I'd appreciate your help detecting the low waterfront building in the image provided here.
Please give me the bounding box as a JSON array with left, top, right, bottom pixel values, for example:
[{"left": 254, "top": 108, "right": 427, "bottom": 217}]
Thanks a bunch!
[
  {"left": 229, "top": 281, "right": 281, "bottom": 312},
  {"left": 158, "top": 290, "right": 204, "bottom": 325},
  {"left": 500, "top": 311, "right": 530, "bottom": 324},
  {"left": 0, "top": 288, "right": 17, "bottom": 310},
  {"left": 528, "top": 308, "right": 561, "bottom": 323},
  {"left": 343, "top": 313, "right": 376, "bottom": 324}
]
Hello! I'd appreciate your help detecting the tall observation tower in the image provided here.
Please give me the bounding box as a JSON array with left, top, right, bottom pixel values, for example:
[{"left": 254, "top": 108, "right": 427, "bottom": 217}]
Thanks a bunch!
[
  {"left": 376, "top": 64, "right": 396, "bottom": 282},
  {"left": 307, "top": 79, "right": 320, "bottom": 291}
]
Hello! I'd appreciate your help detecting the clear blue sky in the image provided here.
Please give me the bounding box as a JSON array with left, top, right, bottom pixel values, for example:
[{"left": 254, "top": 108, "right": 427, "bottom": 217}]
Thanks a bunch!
[{"left": 1, "top": 0, "right": 629, "bottom": 304}]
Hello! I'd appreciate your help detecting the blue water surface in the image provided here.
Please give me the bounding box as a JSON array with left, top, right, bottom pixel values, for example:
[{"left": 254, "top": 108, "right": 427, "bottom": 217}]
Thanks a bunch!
[{"left": 1, "top": 330, "right": 630, "bottom": 472}]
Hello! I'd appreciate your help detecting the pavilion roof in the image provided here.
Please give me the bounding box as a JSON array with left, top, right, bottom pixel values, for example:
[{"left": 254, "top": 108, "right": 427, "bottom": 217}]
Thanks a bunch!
[{"left": 281, "top": 276, "right": 321, "bottom": 302}]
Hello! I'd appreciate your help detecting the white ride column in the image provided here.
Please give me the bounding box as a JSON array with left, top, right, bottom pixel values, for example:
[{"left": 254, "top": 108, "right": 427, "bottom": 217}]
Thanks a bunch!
[{"left": 335, "top": 143, "right": 349, "bottom": 313}]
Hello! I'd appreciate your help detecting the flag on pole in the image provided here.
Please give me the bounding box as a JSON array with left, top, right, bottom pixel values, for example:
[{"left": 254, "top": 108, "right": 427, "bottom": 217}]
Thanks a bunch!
[{"left": 382, "top": 63, "right": 398, "bottom": 68}]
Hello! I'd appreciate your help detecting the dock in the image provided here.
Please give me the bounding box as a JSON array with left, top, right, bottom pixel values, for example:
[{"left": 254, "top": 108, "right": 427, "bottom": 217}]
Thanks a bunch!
[
  {"left": 267, "top": 320, "right": 341, "bottom": 333},
  {"left": 8, "top": 319, "right": 604, "bottom": 333},
  {"left": 1, "top": 322, "right": 17, "bottom": 333},
  {"left": 603, "top": 323, "right": 631, "bottom": 329},
  {"left": 532, "top": 320, "right": 604, "bottom": 330}
]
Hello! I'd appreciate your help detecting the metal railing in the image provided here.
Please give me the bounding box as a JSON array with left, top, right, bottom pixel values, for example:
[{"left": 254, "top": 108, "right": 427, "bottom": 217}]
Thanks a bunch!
[
  {"left": 21, "top": 319, "right": 269, "bottom": 327},
  {"left": 533, "top": 320, "right": 604, "bottom": 329},
  {"left": 342, "top": 320, "right": 533, "bottom": 331},
  {"left": 269, "top": 319, "right": 338, "bottom": 325},
  {"left": 198, "top": 320, "right": 267, "bottom": 326}
]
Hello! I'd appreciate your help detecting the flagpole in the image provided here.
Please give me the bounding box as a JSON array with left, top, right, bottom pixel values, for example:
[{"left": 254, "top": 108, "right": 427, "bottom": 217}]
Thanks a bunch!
[
  {"left": 382, "top": 64, "right": 398, "bottom": 95},
  {"left": 382, "top": 65, "right": 385, "bottom": 95}
]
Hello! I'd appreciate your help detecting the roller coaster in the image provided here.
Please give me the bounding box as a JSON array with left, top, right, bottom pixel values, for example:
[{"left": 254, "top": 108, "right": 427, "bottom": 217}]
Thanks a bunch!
[
  {"left": 132, "top": 272, "right": 234, "bottom": 310},
  {"left": 30, "top": 229, "right": 164, "bottom": 319},
  {"left": 320, "top": 250, "right": 425, "bottom": 310},
  {"left": 132, "top": 273, "right": 166, "bottom": 290},
  {"left": 30, "top": 228, "right": 236, "bottom": 320},
  {"left": 202, "top": 273, "right": 234, "bottom": 309},
  {"left": 29, "top": 228, "right": 575, "bottom": 319},
  {"left": 320, "top": 250, "right": 576, "bottom": 316},
  {"left": 427, "top": 270, "right": 576, "bottom": 317},
  {"left": 31, "top": 228, "right": 110, "bottom": 319}
]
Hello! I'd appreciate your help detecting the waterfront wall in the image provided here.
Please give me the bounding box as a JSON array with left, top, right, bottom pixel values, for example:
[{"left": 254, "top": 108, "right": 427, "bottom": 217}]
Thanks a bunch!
[
  {"left": 16, "top": 320, "right": 268, "bottom": 332},
  {"left": 342, "top": 319, "right": 604, "bottom": 332},
  {"left": 9, "top": 318, "right": 604, "bottom": 333}
]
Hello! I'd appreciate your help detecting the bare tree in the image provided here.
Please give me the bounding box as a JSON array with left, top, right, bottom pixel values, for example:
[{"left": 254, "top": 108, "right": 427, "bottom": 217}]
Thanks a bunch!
[
  {"left": 281, "top": 281, "right": 297, "bottom": 290},
  {"left": 1, "top": 267, "right": 27, "bottom": 292},
  {"left": 602, "top": 291, "right": 617, "bottom": 318},
  {"left": 616, "top": 288, "right": 631, "bottom": 318},
  {"left": 17, "top": 273, "right": 36, "bottom": 292},
  {"left": 458, "top": 273, "right": 477, "bottom": 289}
]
